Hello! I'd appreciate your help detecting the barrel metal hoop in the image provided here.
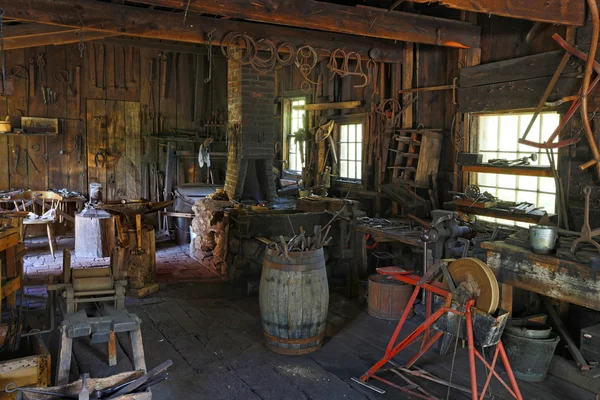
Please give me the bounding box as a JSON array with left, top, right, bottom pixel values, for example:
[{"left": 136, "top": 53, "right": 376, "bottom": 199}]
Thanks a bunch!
[
  {"left": 263, "top": 331, "right": 325, "bottom": 345},
  {"left": 263, "top": 259, "right": 324, "bottom": 272}
]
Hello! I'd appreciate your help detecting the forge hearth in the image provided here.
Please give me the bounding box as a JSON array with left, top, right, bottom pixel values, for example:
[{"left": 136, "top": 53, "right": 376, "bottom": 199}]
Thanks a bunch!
[{"left": 224, "top": 53, "right": 276, "bottom": 202}]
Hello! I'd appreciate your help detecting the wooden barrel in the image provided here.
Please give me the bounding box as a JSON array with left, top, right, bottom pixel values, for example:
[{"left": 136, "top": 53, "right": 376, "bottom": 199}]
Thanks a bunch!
[
  {"left": 368, "top": 274, "right": 414, "bottom": 320},
  {"left": 259, "top": 248, "right": 329, "bottom": 355}
]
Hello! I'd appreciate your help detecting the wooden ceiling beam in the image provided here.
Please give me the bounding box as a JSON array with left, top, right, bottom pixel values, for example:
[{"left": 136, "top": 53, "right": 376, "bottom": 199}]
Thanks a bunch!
[
  {"left": 4, "top": 23, "right": 74, "bottom": 39},
  {"left": 4, "top": 30, "right": 117, "bottom": 50},
  {"left": 128, "top": 0, "right": 480, "bottom": 48},
  {"left": 0, "top": 0, "right": 405, "bottom": 62},
  {"left": 408, "top": 0, "right": 586, "bottom": 26}
]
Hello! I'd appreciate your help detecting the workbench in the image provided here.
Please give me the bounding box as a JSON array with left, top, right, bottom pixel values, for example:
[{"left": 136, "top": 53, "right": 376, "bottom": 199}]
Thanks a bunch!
[
  {"left": 481, "top": 241, "right": 600, "bottom": 311},
  {"left": 354, "top": 223, "right": 422, "bottom": 247}
]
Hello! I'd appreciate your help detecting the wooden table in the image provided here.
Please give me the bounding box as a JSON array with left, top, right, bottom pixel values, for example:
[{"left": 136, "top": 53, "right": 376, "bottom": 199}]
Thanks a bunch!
[
  {"left": 481, "top": 241, "right": 600, "bottom": 311},
  {"left": 0, "top": 197, "right": 86, "bottom": 224}
]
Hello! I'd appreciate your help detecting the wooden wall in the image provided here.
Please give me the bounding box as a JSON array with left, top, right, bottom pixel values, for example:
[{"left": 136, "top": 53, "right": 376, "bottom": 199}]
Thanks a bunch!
[{"left": 0, "top": 39, "right": 227, "bottom": 202}]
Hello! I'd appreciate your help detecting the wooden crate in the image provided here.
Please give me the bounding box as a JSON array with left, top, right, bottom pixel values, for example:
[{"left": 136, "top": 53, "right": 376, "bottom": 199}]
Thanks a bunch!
[{"left": 0, "top": 336, "right": 50, "bottom": 400}]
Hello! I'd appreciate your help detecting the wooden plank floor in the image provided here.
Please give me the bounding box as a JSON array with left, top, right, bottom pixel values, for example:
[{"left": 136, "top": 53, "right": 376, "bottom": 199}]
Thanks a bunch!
[{"left": 66, "top": 282, "right": 595, "bottom": 400}]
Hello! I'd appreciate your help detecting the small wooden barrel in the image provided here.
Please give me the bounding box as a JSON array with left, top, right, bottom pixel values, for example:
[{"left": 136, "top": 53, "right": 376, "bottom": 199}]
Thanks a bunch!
[
  {"left": 368, "top": 274, "right": 414, "bottom": 320},
  {"left": 259, "top": 248, "right": 329, "bottom": 355},
  {"left": 127, "top": 227, "right": 157, "bottom": 291}
]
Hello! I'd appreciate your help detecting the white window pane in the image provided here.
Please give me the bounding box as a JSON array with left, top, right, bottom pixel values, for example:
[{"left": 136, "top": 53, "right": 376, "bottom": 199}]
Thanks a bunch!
[
  {"left": 516, "top": 191, "right": 537, "bottom": 205},
  {"left": 348, "top": 124, "right": 356, "bottom": 142},
  {"left": 538, "top": 193, "right": 556, "bottom": 213},
  {"left": 541, "top": 113, "right": 560, "bottom": 142},
  {"left": 356, "top": 143, "right": 362, "bottom": 160},
  {"left": 356, "top": 161, "right": 362, "bottom": 179},
  {"left": 498, "top": 174, "right": 516, "bottom": 190},
  {"left": 341, "top": 161, "right": 348, "bottom": 178},
  {"left": 499, "top": 115, "right": 519, "bottom": 152},
  {"left": 479, "top": 116, "right": 499, "bottom": 151},
  {"left": 356, "top": 124, "right": 362, "bottom": 141},
  {"left": 518, "top": 113, "right": 541, "bottom": 153},
  {"left": 540, "top": 177, "right": 556, "bottom": 194},
  {"left": 341, "top": 125, "right": 348, "bottom": 142},
  {"left": 477, "top": 173, "right": 496, "bottom": 187},
  {"left": 518, "top": 176, "right": 537, "bottom": 190},
  {"left": 340, "top": 143, "right": 348, "bottom": 160},
  {"left": 497, "top": 189, "right": 516, "bottom": 202}
]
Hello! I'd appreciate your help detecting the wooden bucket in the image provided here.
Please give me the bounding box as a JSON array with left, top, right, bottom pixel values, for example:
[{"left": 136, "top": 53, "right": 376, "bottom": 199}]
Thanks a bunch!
[
  {"left": 368, "top": 274, "right": 414, "bottom": 320},
  {"left": 259, "top": 248, "right": 329, "bottom": 355}
]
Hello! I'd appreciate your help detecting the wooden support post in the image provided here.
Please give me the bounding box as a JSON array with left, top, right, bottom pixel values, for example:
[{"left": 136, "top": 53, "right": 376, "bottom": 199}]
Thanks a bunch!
[
  {"left": 56, "top": 324, "right": 73, "bottom": 385},
  {"left": 5, "top": 247, "right": 16, "bottom": 306},
  {"left": 454, "top": 11, "right": 481, "bottom": 193},
  {"left": 349, "top": 232, "right": 367, "bottom": 298},
  {"left": 108, "top": 330, "right": 118, "bottom": 366},
  {"left": 499, "top": 283, "right": 513, "bottom": 317},
  {"left": 129, "top": 328, "right": 147, "bottom": 372},
  {"left": 62, "top": 248, "right": 71, "bottom": 284}
]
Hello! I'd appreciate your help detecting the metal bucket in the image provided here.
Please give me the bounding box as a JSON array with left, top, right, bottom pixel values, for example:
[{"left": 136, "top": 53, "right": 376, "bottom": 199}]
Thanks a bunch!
[
  {"left": 503, "top": 330, "right": 560, "bottom": 382},
  {"left": 529, "top": 225, "right": 557, "bottom": 254}
]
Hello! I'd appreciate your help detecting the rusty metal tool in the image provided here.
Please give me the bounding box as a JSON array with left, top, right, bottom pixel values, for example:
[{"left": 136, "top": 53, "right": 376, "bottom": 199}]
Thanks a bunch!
[
  {"left": 28, "top": 57, "right": 35, "bottom": 97},
  {"left": 55, "top": 69, "right": 75, "bottom": 96},
  {"left": 24, "top": 149, "right": 40, "bottom": 173},
  {"left": 12, "top": 145, "right": 20, "bottom": 174},
  {"left": 5, "top": 382, "right": 78, "bottom": 398},
  {"left": 76, "top": 65, "right": 82, "bottom": 115},
  {"left": 36, "top": 53, "right": 46, "bottom": 83},
  {"left": 106, "top": 359, "right": 173, "bottom": 399},
  {"left": 571, "top": 186, "right": 600, "bottom": 254},
  {"left": 159, "top": 51, "right": 167, "bottom": 99},
  {"left": 519, "top": 52, "right": 571, "bottom": 142}
]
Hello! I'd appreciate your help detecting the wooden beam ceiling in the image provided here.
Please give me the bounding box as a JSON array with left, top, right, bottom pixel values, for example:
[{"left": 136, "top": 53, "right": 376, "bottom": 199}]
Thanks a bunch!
[
  {"left": 5, "top": 23, "right": 74, "bottom": 39},
  {"left": 0, "top": 0, "right": 405, "bottom": 62},
  {"left": 408, "top": 0, "right": 586, "bottom": 26},
  {"left": 5, "top": 31, "right": 116, "bottom": 50},
  {"left": 128, "top": 0, "right": 481, "bottom": 48},
  {"left": 3, "top": 23, "right": 116, "bottom": 50}
]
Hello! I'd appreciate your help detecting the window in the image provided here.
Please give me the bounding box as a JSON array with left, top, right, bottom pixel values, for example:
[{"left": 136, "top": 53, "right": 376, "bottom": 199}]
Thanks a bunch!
[
  {"left": 339, "top": 123, "right": 363, "bottom": 181},
  {"left": 287, "top": 98, "right": 306, "bottom": 172},
  {"left": 473, "top": 112, "right": 559, "bottom": 225}
]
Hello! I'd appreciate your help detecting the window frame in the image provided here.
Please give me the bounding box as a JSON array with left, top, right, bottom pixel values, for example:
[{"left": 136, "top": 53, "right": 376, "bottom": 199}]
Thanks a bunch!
[
  {"left": 332, "top": 116, "right": 365, "bottom": 184},
  {"left": 470, "top": 112, "right": 559, "bottom": 225},
  {"left": 282, "top": 95, "right": 308, "bottom": 175}
]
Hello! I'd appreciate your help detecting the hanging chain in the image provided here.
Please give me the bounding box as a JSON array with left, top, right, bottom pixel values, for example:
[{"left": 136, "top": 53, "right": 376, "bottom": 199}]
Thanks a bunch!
[
  {"left": 204, "top": 29, "right": 215, "bottom": 84},
  {"left": 77, "top": 21, "right": 85, "bottom": 58},
  {"left": 0, "top": 8, "right": 6, "bottom": 95}
]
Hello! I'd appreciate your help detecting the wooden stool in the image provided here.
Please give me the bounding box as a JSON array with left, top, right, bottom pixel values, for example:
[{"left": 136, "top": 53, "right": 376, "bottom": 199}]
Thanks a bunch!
[
  {"left": 55, "top": 305, "right": 146, "bottom": 385},
  {"left": 126, "top": 215, "right": 159, "bottom": 297}
]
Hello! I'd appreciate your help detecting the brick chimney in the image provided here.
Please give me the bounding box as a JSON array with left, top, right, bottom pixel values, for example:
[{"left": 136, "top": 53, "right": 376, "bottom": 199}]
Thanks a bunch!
[{"left": 225, "top": 56, "right": 276, "bottom": 202}]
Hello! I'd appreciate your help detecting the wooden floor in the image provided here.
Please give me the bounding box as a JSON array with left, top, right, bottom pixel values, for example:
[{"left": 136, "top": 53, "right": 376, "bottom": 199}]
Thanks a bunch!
[{"left": 59, "top": 281, "right": 595, "bottom": 400}]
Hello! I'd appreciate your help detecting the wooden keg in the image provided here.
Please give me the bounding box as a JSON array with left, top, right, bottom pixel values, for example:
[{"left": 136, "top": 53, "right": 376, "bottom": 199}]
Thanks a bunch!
[
  {"left": 368, "top": 274, "right": 414, "bottom": 320},
  {"left": 259, "top": 248, "right": 329, "bottom": 355},
  {"left": 126, "top": 226, "right": 158, "bottom": 297}
]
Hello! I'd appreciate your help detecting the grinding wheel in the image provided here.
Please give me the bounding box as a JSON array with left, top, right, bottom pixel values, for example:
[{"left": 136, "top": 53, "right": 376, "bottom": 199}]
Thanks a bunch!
[{"left": 441, "top": 258, "right": 499, "bottom": 314}]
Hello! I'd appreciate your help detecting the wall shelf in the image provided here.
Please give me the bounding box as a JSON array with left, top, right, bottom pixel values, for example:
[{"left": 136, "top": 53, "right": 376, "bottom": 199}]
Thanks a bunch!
[{"left": 461, "top": 164, "right": 553, "bottom": 178}]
